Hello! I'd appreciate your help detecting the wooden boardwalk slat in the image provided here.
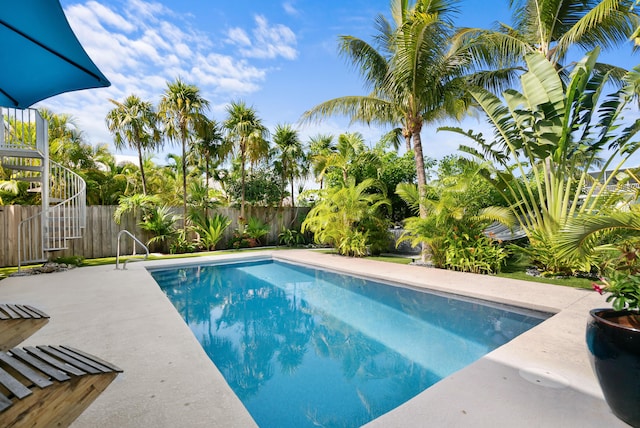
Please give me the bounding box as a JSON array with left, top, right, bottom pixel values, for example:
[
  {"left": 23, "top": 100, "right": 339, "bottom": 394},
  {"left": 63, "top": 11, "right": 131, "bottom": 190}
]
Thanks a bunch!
[
  {"left": 0, "top": 304, "right": 20, "bottom": 319},
  {"left": 36, "top": 346, "right": 100, "bottom": 374},
  {"left": 61, "top": 346, "right": 123, "bottom": 372},
  {"left": 0, "top": 345, "right": 121, "bottom": 426},
  {"left": 22, "top": 304, "right": 49, "bottom": 318},
  {"left": 9, "top": 348, "right": 71, "bottom": 382},
  {"left": 0, "top": 393, "right": 12, "bottom": 412},
  {"left": 6, "top": 303, "right": 31, "bottom": 318},
  {"left": 0, "top": 352, "right": 53, "bottom": 388},
  {"left": 0, "top": 366, "right": 31, "bottom": 399},
  {"left": 22, "top": 346, "right": 86, "bottom": 377}
]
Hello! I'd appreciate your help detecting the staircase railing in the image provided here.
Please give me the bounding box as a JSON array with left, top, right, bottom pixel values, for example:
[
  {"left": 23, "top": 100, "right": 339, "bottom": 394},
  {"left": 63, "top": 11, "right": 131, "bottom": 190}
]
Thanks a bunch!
[
  {"left": 0, "top": 107, "right": 47, "bottom": 153},
  {"left": 17, "top": 161, "right": 87, "bottom": 269}
]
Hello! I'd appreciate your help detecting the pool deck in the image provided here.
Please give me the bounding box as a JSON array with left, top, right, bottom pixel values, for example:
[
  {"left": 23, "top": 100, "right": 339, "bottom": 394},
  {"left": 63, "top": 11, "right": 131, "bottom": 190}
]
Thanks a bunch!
[{"left": 0, "top": 249, "right": 628, "bottom": 427}]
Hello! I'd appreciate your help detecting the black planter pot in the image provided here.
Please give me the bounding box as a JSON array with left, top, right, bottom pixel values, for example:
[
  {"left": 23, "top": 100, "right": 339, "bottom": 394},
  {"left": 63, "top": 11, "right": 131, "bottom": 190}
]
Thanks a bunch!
[{"left": 587, "top": 308, "right": 640, "bottom": 427}]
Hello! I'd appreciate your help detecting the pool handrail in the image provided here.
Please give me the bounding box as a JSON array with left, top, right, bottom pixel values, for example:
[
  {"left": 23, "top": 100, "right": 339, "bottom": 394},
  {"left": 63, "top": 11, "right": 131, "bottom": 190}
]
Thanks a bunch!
[{"left": 115, "top": 230, "right": 149, "bottom": 270}]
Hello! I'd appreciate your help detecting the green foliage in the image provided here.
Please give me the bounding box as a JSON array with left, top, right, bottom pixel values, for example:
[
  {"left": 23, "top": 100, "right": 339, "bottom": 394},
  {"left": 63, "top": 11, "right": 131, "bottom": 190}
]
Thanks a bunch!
[
  {"left": 114, "top": 193, "right": 162, "bottom": 224},
  {"left": 225, "top": 167, "right": 283, "bottom": 208},
  {"left": 140, "top": 205, "right": 181, "bottom": 252},
  {"left": 596, "top": 271, "right": 640, "bottom": 312},
  {"left": 396, "top": 158, "right": 513, "bottom": 273},
  {"left": 337, "top": 229, "right": 369, "bottom": 257},
  {"left": 302, "top": 177, "right": 391, "bottom": 256},
  {"left": 245, "top": 216, "right": 270, "bottom": 245},
  {"left": 53, "top": 255, "right": 85, "bottom": 266},
  {"left": 190, "top": 212, "right": 231, "bottom": 250},
  {"left": 169, "top": 231, "right": 198, "bottom": 254},
  {"left": 447, "top": 49, "right": 640, "bottom": 274},
  {"left": 443, "top": 224, "right": 508, "bottom": 274},
  {"left": 278, "top": 228, "right": 306, "bottom": 247}
]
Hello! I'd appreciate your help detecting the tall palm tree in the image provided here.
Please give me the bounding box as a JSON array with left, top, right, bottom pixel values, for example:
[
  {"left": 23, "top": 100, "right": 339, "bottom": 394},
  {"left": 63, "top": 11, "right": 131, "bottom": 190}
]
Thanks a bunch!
[
  {"left": 223, "top": 101, "right": 269, "bottom": 220},
  {"left": 158, "top": 78, "right": 210, "bottom": 229},
  {"left": 272, "top": 124, "right": 307, "bottom": 208},
  {"left": 106, "top": 95, "right": 161, "bottom": 195},
  {"left": 192, "top": 117, "right": 229, "bottom": 216},
  {"left": 307, "top": 134, "right": 335, "bottom": 189},
  {"left": 457, "top": 0, "right": 639, "bottom": 90},
  {"left": 302, "top": 0, "right": 472, "bottom": 218},
  {"left": 319, "top": 132, "right": 379, "bottom": 186}
]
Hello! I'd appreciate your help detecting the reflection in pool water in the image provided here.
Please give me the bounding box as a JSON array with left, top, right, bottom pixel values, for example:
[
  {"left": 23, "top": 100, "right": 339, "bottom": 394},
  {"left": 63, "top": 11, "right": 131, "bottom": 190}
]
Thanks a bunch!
[{"left": 151, "top": 259, "right": 548, "bottom": 428}]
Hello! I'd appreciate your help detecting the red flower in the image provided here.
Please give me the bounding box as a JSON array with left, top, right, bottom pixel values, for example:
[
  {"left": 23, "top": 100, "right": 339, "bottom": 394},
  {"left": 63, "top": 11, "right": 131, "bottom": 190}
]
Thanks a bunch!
[{"left": 592, "top": 283, "right": 605, "bottom": 295}]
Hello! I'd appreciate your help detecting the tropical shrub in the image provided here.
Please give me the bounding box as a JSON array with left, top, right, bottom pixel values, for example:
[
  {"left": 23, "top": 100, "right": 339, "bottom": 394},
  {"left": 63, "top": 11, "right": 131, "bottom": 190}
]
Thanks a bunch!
[
  {"left": 245, "top": 216, "right": 270, "bottom": 245},
  {"left": 139, "top": 205, "right": 181, "bottom": 252},
  {"left": 278, "top": 228, "right": 306, "bottom": 247},
  {"left": 396, "top": 160, "right": 512, "bottom": 274},
  {"left": 191, "top": 212, "right": 231, "bottom": 251},
  {"left": 302, "top": 177, "right": 390, "bottom": 257},
  {"left": 446, "top": 49, "right": 640, "bottom": 274},
  {"left": 337, "top": 229, "right": 369, "bottom": 257},
  {"left": 443, "top": 224, "right": 508, "bottom": 274}
]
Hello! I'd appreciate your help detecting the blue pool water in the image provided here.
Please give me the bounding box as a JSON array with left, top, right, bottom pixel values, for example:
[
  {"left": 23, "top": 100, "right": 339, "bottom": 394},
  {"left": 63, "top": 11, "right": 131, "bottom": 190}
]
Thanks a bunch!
[{"left": 150, "top": 258, "right": 548, "bottom": 428}]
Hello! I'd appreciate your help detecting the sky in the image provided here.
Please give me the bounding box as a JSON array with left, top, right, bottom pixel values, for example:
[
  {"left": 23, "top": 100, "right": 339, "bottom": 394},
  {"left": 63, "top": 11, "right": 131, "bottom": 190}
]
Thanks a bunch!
[{"left": 41, "top": 0, "right": 640, "bottom": 167}]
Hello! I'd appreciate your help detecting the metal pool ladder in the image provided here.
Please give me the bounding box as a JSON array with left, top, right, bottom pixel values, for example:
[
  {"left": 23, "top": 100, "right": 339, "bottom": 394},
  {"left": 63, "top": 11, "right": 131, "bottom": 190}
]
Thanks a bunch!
[{"left": 115, "top": 230, "right": 149, "bottom": 270}]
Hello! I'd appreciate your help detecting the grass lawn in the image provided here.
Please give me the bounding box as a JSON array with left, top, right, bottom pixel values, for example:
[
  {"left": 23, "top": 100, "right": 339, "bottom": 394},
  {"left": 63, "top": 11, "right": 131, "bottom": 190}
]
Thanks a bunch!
[{"left": 0, "top": 247, "right": 595, "bottom": 290}]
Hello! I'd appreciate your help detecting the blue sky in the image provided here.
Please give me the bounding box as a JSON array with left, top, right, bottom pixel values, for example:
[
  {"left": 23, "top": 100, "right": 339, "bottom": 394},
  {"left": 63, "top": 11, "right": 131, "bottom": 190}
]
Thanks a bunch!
[{"left": 47, "top": 0, "right": 639, "bottom": 166}]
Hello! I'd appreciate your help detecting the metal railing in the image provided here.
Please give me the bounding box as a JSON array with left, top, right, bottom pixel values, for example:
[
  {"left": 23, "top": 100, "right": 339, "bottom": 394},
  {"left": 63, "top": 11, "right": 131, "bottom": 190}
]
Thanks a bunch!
[
  {"left": 0, "top": 107, "right": 46, "bottom": 153},
  {"left": 115, "top": 230, "right": 149, "bottom": 270},
  {"left": 17, "top": 160, "right": 87, "bottom": 269},
  {"left": 5, "top": 107, "right": 87, "bottom": 270}
]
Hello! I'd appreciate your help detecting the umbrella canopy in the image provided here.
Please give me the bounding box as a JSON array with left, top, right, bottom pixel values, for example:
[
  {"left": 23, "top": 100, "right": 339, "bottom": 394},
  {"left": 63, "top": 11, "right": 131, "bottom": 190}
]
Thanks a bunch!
[{"left": 0, "top": 0, "right": 110, "bottom": 109}]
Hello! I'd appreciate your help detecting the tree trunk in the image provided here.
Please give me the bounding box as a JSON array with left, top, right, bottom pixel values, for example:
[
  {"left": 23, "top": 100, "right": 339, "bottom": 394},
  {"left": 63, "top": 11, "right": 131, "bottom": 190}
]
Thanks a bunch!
[
  {"left": 403, "top": 128, "right": 412, "bottom": 152},
  {"left": 240, "top": 143, "right": 246, "bottom": 222},
  {"left": 137, "top": 146, "right": 147, "bottom": 195},
  {"left": 290, "top": 175, "right": 295, "bottom": 209},
  {"left": 181, "top": 136, "right": 188, "bottom": 232},
  {"left": 412, "top": 129, "right": 428, "bottom": 263},
  {"left": 204, "top": 154, "right": 210, "bottom": 219}
]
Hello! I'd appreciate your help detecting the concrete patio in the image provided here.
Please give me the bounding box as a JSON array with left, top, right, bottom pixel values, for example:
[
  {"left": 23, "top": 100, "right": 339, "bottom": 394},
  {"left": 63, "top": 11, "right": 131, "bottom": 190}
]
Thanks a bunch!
[{"left": 0, "top": 249, "right": 628, "bottom": 427}]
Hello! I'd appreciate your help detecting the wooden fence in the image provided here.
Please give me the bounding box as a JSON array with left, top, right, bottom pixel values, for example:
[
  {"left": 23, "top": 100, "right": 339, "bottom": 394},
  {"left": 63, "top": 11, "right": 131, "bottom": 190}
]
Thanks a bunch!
[{"left": 0, "top": 205, "right": 309, "bottom": 267}]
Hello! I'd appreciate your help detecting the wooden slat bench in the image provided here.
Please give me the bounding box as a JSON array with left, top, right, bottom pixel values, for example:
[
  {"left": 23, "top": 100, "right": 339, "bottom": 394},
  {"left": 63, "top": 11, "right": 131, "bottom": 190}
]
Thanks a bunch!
[
  {"left": 0, "top": 304, "right": 50, "bottom": 351},
  {"left": 0, "top": 345, "right": 122, "bottom": 427}
]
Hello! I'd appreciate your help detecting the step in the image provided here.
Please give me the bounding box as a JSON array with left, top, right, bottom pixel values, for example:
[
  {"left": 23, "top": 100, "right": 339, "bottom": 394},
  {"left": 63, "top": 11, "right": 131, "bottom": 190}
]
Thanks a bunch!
[
  {"left": 1, "top": 164, "right": 43, "bottom": 172},
  {"left": 15, "top": 176, "right": 41, "bottom": 183},
  {"left": 0, "top": 149, "right": 43, "bottom": 159}
]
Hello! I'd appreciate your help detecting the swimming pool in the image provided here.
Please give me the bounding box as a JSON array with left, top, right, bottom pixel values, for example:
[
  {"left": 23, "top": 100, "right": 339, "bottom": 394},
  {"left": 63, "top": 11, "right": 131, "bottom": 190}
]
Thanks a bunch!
[{"left": 150, "top": 258, "right": 549, "bottom": 428}]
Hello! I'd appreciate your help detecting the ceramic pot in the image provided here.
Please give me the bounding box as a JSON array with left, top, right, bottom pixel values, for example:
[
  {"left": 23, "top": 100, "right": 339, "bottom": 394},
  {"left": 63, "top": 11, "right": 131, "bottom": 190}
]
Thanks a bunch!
[{"left": 586, "top": 308, "right": 640, "bottom": 427}]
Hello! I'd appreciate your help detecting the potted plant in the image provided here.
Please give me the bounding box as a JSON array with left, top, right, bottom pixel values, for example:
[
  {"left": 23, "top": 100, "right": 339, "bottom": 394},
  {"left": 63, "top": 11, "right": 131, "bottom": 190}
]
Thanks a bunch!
[{"left": 587, "top": 246, "right": 640, "bottom": 427}]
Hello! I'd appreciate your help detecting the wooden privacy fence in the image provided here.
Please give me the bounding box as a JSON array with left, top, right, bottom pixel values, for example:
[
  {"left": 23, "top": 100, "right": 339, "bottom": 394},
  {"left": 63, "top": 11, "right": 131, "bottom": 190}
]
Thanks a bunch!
[{"left": 0, "top": 205, "right": 309, "bottom": 267}]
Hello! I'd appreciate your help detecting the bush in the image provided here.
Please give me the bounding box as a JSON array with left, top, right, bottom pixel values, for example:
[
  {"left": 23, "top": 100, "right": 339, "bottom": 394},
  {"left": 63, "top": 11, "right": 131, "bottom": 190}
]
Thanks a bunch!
[{"left": 278, "top": 228, "right": 306, "bottom": 247}]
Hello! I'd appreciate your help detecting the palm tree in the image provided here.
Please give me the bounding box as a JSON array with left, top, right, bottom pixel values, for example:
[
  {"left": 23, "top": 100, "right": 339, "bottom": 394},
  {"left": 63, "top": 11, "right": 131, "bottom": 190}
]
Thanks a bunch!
[
  {"left": 307, "top": 134, "right": 335, "bottom": 189},
  {"left": 302, "top": 0, "right": 472, "bottom": 218},
  {"left": 457, "top": 0, "right": 639, "bottom": 90},
  {"left": 106, "top": 95, "right": 161, "bottom": 195},
  {"left": 223, "top": 101, "right": 269, "bottom": 220},
  {"left": 192, "top": 117, "right": 229, "bottom": 216},
  {"left": 302, "top": 177, "right": 390, "bottom": 256},
  {"left": 158, "top": 78, "right": 210, "bottom": 229},
  {"left": 272, "top": 124, "right": 307, "bottom": 208}
]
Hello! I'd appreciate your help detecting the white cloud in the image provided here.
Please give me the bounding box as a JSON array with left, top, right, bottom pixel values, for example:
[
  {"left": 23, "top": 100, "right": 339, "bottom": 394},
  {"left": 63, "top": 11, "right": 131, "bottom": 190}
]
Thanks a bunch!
[
  {"left": 227, "top": 28, "right": 252, "bottom": 47},
  {"left": 37, "top": 0, "right": 300, "bottom": 155},
  {"left": 228, "top": 15, "right": 298, "bottom": 60},
  {"left": 283, "top": 2, "right": 299, "bottom": 16}
]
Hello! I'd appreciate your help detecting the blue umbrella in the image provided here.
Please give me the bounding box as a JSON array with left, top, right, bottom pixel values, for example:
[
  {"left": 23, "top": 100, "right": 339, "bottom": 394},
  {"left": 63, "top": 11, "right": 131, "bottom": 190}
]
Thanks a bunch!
[{"left": 0, "top": 0, "right": 110, "bottom": 109}]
